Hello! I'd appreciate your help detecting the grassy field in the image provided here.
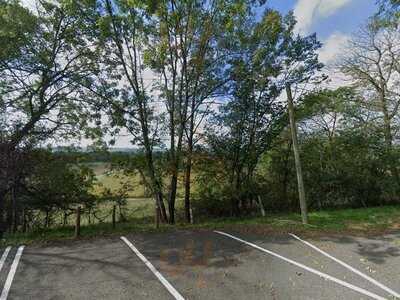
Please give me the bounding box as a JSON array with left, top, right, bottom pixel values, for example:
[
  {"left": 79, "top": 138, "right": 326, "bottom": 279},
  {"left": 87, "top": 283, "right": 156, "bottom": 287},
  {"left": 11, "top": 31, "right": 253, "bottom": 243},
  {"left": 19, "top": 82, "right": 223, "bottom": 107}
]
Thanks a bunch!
[
  {"left": 3, "top": 205, "right": 400, "bottom": 246},
  {"left": 32, "top": 162, "right": 190, "bottom": 228},
  {"left": 87, "top": 162, "right": 147, "bottom": 198},
  {"left": 86, "top": 162, "right": 189, "bottom": 221},
  {"left": 86, "top": 162, "right": 154, "bottom": 220}
]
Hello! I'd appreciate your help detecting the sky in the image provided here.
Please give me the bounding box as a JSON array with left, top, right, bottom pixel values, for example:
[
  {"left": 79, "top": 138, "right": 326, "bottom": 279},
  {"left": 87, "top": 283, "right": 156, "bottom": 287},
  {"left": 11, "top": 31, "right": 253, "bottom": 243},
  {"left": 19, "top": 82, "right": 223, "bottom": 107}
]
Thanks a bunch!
[
  {"left": 20, "top": 0, "right": 379, "bottom": 148},
  {"left": 269, "top": 0, "right": 378, "bottom": 66}
]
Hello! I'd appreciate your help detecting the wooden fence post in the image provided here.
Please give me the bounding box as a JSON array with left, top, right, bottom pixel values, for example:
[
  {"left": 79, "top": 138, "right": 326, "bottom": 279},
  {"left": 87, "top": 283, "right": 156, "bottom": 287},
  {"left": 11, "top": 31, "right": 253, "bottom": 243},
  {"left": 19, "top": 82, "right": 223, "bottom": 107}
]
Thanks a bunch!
[
  {"left": 112, "top": 205, "right": 116, "bottom": 229},
  {"left": 63, "top": 211, "right": 68, "bottom": 226},
  {"left": 189, "top": 208, "right": 194, "bottom": 224},
  {"left": 75, "top": 206, "right": 81, "bottom": 238}
]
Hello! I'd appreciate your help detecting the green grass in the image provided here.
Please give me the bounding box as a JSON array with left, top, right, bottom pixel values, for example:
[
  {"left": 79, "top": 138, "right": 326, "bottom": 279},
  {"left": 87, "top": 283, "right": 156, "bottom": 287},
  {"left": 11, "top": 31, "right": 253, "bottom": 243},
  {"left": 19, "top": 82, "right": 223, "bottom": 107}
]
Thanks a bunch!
[
  {"left": 2, "top": 219, "right": 174, "bottom": 246},
  {"left": 88, "top": 162, "right": 147, "bottom": 198},
  {"left": 86, "top": 162, "right": 190, "bottom": 221},
  {"left": 88, "top": 161, "right": 197, "bottom": 201},
  {"left": 192, "top": 205, "right": 400, "bottom": 231},
  {"left": 3, "top": 205, "right": 400, "bottom": 247}
]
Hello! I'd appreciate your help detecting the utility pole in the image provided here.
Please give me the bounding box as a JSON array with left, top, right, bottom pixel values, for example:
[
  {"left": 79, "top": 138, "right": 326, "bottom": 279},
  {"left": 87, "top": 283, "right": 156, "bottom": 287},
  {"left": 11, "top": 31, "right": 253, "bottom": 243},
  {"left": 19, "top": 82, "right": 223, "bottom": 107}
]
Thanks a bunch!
[{"left": 286, "top": 83, "right": 308, "bottom": 225}]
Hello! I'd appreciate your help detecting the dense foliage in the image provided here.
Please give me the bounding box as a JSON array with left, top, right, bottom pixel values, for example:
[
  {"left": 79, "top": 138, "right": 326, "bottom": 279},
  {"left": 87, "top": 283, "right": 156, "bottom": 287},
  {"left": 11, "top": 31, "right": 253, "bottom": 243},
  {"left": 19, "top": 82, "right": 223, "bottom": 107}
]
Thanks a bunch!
[{"left": 0, "top": 0, "right": 399, "bottom": 233}]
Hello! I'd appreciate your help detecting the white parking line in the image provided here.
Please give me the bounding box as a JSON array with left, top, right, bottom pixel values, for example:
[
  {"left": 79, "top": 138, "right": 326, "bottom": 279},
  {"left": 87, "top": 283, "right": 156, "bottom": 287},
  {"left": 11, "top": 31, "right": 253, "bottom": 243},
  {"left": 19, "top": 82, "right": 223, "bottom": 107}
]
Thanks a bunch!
[
  {"left": 120, "top": 236, "right": 185, "bottom": 300},
  {"left": 0, "top": 247, "right": 11, "bottom": 273},
  {"left": 289, "top": 233, "right": 400, "bottom": 299},
  {"left": 214, "top": 231, "right": 386, "bottom": 300},
  {"left": 0, "top": 246, "right": 24, "bottom": 300}
]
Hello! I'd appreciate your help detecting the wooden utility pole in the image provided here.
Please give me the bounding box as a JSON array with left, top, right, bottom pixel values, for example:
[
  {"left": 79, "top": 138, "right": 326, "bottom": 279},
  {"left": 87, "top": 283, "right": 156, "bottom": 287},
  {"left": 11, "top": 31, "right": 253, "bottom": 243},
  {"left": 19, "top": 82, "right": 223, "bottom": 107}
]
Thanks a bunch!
[{"left": 286, "top": 84, "right": 308, "bottom": 225}]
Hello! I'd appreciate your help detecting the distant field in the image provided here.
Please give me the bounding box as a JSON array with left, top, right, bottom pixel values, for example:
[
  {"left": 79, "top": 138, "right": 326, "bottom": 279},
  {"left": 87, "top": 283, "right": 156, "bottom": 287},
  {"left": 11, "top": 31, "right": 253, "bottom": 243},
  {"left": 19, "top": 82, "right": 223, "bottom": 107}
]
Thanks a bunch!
[
  {"left": 82, "top": 162, "right": 192, "bottom": 223},
  {"left": 80, "top": 162, "right": 153, "bottom": 221},
  {"left": 85, "top": 162, "right": 147, "bottom": 198}
]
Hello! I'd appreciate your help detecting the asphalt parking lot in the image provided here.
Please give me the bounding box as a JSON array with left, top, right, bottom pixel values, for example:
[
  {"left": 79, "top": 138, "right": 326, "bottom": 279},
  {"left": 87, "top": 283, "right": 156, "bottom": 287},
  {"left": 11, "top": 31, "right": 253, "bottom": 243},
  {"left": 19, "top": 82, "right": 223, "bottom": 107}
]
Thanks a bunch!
[{"left": 0, "top": 229, "right": 399, "bottom": 299}]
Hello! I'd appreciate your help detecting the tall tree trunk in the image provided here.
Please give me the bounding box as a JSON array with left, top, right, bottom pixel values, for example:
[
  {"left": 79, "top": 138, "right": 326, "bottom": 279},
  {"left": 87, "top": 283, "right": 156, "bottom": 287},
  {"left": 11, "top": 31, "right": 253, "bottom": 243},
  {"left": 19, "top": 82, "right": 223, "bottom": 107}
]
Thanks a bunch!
[
  {"left": 234, "top": 168, "right": 242, "bottom": 217},
  {"left": 381, "top": 93, "right": 400, "bottom": 192},
  {"left": 286, "top": 84, "right": 308, "bottom": 225},
  {"left": 141, "top": 113, "right": 168, "bottom": 223},
  {"left": 106, "top": 0, "right": 168, "bottom": 223},
  {"left": 282, "top": 139, "right": 292, "bottom": 209},
  {"left": 149, "top": 167, "right": 168, "bottom": 223},
  {"left": 184, "top": 112, "right": 195, "bottom": 223},
  {"left": 183, "top": 144, "right": 193, "bottom": 223},
  {"left": 382, "top": 94, "right": 393, "bottom": 148},
  {"left": 152, "top": 178, "right": 167, "bottom": 223},
  {"left": 168, "top": 173, "right": 177, "bottom": 224},
  {"left": 167, "top": 116, "right": 185, "bottom": 225},
  {"left": 150, "top": 180, "right": 167, "bottom": 224}
]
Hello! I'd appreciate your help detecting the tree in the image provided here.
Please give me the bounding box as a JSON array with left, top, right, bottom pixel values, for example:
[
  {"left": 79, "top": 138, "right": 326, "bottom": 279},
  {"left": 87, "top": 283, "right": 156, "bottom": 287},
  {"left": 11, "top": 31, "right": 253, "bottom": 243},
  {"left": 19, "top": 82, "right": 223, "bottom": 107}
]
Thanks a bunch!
[
  {"left": 339, "top": 19, "right": 400, "bottom": 190},
  {"left": 0, "top": 0, "right": 99, "bottom": 236},
  {"left": 96, "top": 0, "right": 258, "bottom": 224},
  {"left": 298, "top": 88, "right": 394, "bottom": 208},
  {"left": 377, "top": 0, "right": 399, "bottom": 26},
  {"left": 206, "top": 9, "right": 310, "bottom": 216},
  {"left": 144, "top": 0, "right": 250, "bottom": 223},
  {"left": 20, "top": 150, "right": 96, "bottom": 230},
  {"left": 0, "top": 0, "right": 98, "bottom": 149},
  {"left": 261, "top": 86, "right": 397, "bottom": 211},
  {"left": 95, "top": 0, "right": 169, "bottom": 222}
]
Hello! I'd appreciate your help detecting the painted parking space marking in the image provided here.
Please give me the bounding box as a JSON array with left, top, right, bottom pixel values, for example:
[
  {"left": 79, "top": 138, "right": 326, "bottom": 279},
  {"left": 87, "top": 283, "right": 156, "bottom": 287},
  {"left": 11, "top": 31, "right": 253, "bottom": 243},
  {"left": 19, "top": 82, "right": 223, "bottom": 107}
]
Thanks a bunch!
[
  {"left": 289, "top": 233, "right": 400, "bottom": 299},
  {"left": 0, "top": 247, "right": 11, "bottom": 274},
  {"left": 0, "top": 246, "right": 24, "bottom": 300},
  {"left": 215, "top": 231, "right": 386, "bottom": 300},
  {"left": 121, "top": 236, "right": 185, "bottom": 300}
]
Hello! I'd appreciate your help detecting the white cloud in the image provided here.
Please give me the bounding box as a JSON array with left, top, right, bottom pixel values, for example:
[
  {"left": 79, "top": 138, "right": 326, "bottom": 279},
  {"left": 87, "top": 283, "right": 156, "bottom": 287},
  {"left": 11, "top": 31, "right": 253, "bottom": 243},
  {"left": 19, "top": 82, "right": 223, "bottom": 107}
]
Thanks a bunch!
[
  {"left": 319, "top": 32, "right": 351, "bottom": 88},
  {"left": 294, "top": 0, "right": 353, "bottom": 34},
  {"left": 319, "top": 32, "right": 349, "bottom": 64}
]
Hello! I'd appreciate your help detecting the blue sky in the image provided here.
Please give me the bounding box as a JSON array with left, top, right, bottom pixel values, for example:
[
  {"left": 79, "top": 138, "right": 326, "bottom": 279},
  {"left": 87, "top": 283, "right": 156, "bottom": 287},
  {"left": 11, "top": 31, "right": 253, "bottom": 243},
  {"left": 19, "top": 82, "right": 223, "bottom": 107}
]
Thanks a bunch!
[
  {"left": 253, "top": 0, "right": 379, "bottom": 91},
  {"left": 260, "top": 0, "right": 379, "bottom": 67},
  {"left": 267, "top": 0, "right": 377, "bottom": 39},
  {"left": 256, "top": 0, "right": 378, "bottom": 65}
]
